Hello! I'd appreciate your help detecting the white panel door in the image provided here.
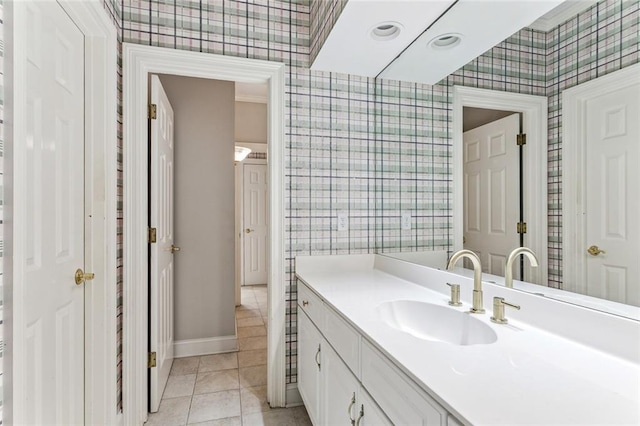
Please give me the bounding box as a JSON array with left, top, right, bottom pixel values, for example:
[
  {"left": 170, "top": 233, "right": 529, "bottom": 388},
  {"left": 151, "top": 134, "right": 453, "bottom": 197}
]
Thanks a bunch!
[
  {"left": 585, "top": 83, "right": 640, "bottom": 306},
  {"left": 464, "top": 114, "right": 520, "bottom": 277},
  {"left": 150, "top": 75, "right": 175, "bottom": 412},
  {"left": 21, "top": 1, "right": 85, "bottom": 423},
  {"left": 243, "top": 163, "right": 268, "bottom": 285}
]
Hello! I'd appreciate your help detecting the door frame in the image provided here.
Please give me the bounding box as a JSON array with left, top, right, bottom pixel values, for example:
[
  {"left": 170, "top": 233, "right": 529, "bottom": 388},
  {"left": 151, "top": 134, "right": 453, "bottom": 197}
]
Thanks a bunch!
[
  {"left": 562, "top": 63, "right": 640, "bottom": 294},
  {"left": 5, "top": 1, "right": 118, "bottom": 424},
  {"left": 453, "top": 86, "right": 548, "bottom": 285},
  {"left": 122, "top": 44, "right": 286, "bottom": 424}
]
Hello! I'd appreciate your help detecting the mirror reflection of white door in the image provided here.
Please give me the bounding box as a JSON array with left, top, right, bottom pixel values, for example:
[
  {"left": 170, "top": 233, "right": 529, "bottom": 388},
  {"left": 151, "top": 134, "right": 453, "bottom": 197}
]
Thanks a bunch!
[
  {"left": 21, "top": 1, "right": 85, "bottom": 423},
  {"left": 243, "top": 163, "right": 268, "bottom": 285},
  {"left": 584, "top": 83, "right": 640, "bottom": 306},
  {"left": 463, "top": 114, "right": 520, "bottom": 277},
  {"left": 150, "top": 75, "right": 175, "bottom": 411}
]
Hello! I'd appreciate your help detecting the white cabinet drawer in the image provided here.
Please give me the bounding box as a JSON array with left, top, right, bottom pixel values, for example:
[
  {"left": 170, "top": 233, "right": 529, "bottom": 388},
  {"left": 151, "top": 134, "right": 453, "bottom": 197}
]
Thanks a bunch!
[
  {"left": 324, "top": 304, "right": 361, "bottom": 377},
  {"left": 361, "top": 340, "right": 447, "bottom": 426},
  {"left": 298, "top": 280, "right": 324, "bottom": 326}
]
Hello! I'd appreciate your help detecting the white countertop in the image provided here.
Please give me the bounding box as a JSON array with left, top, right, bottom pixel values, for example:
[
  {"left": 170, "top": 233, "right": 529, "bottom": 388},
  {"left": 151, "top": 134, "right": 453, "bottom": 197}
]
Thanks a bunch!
[{"left": 295, "top": 254, "right": 640, "bottom": 426}]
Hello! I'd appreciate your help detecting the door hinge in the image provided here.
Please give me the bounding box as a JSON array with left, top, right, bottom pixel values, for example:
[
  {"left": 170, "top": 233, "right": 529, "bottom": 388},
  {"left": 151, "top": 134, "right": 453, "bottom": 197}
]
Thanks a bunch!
[
  {"left": 148, "top": 352, "right": 157, "bottom": 368},
  {"left": 148, "top": 103, "right": 157, "bottom": 120},
  {"left": 517, "top": 133, "right": 526, "bottom": 146},
  {"left": 517, "top": 222, "right": 527, "bottom": 234},
  {"left": 148, "top": 227, "right": 157, "bottom": 243}
]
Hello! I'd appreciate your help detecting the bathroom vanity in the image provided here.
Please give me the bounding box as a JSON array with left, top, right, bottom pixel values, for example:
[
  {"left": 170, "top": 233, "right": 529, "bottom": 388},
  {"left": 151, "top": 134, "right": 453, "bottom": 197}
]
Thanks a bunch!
[{"left": 295, "top": 254, "right": 639, "bottom": 425}]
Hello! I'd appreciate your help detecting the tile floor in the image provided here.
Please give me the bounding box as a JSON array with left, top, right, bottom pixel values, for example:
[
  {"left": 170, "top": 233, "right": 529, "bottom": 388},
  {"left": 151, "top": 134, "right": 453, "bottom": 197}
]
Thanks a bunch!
[{"left": 146, "top": 285, "right": 311, "bottom": 426}]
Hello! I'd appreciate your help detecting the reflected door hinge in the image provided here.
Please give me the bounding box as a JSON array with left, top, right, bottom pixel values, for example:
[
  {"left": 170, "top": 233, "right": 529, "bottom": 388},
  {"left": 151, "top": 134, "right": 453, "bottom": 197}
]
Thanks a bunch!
[
  {"left": 148, "top": 352, "right": 157, "bottom": 368},
  {"left": 517, "top": 222, "right": 527, "bottom": 234},
  {"left": 517, "top": 133, "right": 526, "bottom": 146},
  {"left": 148, "top": 103, "right": 157, "bottom": 120},
  {"left": 148, "top": 227, "right": 157, "bottom": 243}
]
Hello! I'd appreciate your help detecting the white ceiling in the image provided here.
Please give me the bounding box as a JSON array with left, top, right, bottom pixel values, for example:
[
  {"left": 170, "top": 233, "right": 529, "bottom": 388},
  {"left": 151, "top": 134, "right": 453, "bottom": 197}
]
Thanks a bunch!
[
  {"left": 311, "top": 0, "right": 456, "bottom": 77},
  {"left": 235, "top": 82, "right": 268, "bottom": 103},
  {"left": 311, "top": 0, "right": 568, "bottom": 85},
  {"left": 380, "top": 0, "right": 563, "bottom": 84}
]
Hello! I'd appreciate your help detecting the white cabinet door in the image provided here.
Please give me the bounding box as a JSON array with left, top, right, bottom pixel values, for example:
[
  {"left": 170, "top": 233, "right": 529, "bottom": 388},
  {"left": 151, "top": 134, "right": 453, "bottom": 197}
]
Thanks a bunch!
[
  {"left": 357, "top": 387, "right": 393, "bottom": 426},
  {"left": 361, "top": 340, "right": 447, "bottom": 425},
  {"left": 322, "top": 343, "right": 360, "bottom": 426},
  {"left": 298, "top": 310, "right": 323, "bottom": 424}
]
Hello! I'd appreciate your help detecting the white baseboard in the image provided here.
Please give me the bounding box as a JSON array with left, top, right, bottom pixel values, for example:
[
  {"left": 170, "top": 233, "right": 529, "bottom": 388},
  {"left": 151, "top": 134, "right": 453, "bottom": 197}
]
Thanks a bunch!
[
  {"left": 174, "top": 335, "right": 238, "bottom": 358},
  {"left": 285, "top": 383, "right": 303, "bottom": 408}
]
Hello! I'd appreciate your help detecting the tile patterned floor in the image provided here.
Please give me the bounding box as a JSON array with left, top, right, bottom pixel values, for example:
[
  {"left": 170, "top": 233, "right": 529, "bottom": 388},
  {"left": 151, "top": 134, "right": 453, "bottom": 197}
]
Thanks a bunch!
[{"left": 146, "top": 285, "right": 311, "bottom": 426}]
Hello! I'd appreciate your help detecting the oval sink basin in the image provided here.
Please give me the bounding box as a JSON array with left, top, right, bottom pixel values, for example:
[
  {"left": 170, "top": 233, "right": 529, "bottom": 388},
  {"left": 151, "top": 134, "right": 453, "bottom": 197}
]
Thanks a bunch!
[{"left": 377, "top": 300, "right": 497, "bottom": 346}]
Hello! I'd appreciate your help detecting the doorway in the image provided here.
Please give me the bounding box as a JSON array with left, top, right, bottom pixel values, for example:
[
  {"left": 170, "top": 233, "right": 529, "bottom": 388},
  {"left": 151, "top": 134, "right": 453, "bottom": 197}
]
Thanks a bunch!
[
  {"left": 123, "top": 43, "right": 286, "bottom": 424},
  {"left": 453, "top": 86, "right": 548, "bottom": 285},
  {"left": 462, "top": 109, "right": 522, "bottom": 278}
]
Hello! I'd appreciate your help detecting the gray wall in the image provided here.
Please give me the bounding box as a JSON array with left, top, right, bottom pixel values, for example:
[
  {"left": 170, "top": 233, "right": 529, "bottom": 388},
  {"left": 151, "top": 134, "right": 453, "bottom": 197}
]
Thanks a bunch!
[
  {"left": 235, "top": 101, "right": 267, "bottom": 143},
  {"left": 159, "top": 74, "right": 236, "bottom": 341}
]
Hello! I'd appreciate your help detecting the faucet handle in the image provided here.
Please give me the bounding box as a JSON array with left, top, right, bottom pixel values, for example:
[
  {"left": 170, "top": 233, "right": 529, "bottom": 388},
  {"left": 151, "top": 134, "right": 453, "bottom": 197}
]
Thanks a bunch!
[
  {"left": 446, "top": 283, "right": 462, "bottom": 307},
  {"left": 490, "top": 297, "right": 521, "bottom": 324}
]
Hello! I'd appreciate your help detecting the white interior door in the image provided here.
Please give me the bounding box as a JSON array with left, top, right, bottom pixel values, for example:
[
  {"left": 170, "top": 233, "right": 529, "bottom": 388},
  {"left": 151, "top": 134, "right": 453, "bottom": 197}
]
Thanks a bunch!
[
  {"left": 150, "top": 75, "right": 175, "bottom": 412},
  {"left": 585, "top": 83, "right": 640, "bottom": 306},
  {"left": 243, "top": 163, "right": 268, "bottom": 285},
  {"left": 463, "top": 114, "right": 520, "bottom": 277},
  {"left": 20, "top": 1, "right": 85, "bottom": 423}
]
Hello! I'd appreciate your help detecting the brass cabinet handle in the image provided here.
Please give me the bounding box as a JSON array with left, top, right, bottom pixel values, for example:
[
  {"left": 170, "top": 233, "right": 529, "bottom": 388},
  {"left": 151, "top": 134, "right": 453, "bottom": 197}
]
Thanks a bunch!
[
  {"left": 171, "top": 245, "right": 181, "bottom": 253},
  {"left": 75, "top": 268, "right": 95, "bottom": 285},
  {"left": 587, "top": 245, "right": 606, "bottom": 256},
  {"left": 245, "top": 228, "right": 254, "bottom": 234},
  {"left": 302, "top": 300, "right": 309, "bottom": 307},
  {"left": 315, "top": 344, "right": 321, "bottom": 371},
  {"left": 356, "top": 405, "right": 364, "bottom": 426},
  {"left": 348, "top": 392, "right": 356, "bottom": 426}
]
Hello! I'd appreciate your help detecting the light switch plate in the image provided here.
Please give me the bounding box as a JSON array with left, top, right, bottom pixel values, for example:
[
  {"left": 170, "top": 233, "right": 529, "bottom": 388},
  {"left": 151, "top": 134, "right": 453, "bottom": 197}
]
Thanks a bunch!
[
  {"left": 401, "top": 213, "right": 411, "bottom": 230},
  {"left": 338, "top": 213, "right": 348, "bottom": 231}
]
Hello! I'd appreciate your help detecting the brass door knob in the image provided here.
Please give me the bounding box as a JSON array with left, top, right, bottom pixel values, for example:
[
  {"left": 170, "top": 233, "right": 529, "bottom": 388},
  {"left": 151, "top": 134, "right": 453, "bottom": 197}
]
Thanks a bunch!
[
  {"left": 245, "top": 228, "right": 254, "bottom": 234},
  {"left": 587, "top": 245, "right": 606, "bottom": 256},
  {"left": 171, "top": 245, "right": 181, "bottom": 253},
  {"left": 75, "top": 268, "right": 95, "bottom": 285}
]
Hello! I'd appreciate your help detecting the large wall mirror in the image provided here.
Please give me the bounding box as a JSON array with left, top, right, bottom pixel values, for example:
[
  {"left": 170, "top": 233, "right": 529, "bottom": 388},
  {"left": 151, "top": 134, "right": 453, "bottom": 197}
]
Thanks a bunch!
[{"left": 373, "top": 0, "right": 640, "bottom": 320}]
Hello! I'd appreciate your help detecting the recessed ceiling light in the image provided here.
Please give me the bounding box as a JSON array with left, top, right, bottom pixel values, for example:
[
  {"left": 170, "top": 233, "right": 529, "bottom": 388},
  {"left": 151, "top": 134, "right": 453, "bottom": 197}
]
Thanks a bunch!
[
  {"left": 428, "top": 33, "right": 463, "bottom": 50},
  {"left": 370, "top": 22, "right": 403, "bottom": 41}
]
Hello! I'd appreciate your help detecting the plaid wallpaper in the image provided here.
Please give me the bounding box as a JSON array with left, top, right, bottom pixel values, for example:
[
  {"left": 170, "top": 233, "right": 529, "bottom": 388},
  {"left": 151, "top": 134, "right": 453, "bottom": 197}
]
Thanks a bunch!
[{"left": 309, "top": 0, "right": 346, "bottom": 64}]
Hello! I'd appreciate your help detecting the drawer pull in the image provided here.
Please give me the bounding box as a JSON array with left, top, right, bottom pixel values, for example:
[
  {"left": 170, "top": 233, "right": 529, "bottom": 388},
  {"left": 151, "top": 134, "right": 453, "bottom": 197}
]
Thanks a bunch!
[
  {"left": 315, "top": 344, "right": 321, "bottom": 371},
  {"left": 356, "top": 405, "right": 364, "bottom": 426},
  {"left": 348, "top": 392, "right": 356, "bottom": 425},
  {"left": 302, "top": 300, "right": 309, "bottom": 307}
]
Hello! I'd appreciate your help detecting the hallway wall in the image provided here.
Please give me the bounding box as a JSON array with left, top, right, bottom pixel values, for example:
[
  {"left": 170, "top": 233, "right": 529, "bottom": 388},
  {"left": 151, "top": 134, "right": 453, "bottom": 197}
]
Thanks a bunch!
[{"left": 160, "top": 75, "right": 237, "bottom": 342}]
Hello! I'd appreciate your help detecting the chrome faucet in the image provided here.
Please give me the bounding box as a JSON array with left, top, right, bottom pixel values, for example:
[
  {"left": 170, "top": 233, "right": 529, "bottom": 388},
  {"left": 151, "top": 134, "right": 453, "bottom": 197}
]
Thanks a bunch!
[
  {"left": 447, "top": 250, "right": 485, "bottom": 314},
  {"left": 505, "top": 247, "right": 539, "bottom": 288}
]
